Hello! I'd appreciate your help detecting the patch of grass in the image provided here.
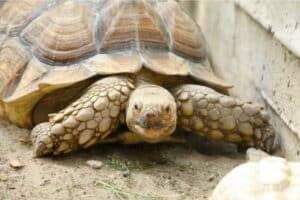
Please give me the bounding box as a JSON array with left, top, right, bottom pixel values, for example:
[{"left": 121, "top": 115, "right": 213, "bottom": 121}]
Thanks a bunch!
[
  {"left": 161, "top": 154, "right": 219, "bottom": 175},
  {"left": 93, "top": 179, "right": 184, "bottom": 200},
  {"left": 107, "top": 154, "right": 145, "bottom": 171}
]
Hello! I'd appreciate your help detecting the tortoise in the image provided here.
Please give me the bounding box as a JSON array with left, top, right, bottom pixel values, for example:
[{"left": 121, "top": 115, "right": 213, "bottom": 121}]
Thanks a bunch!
[
  {"left": 211, "top": 148, "right": 300, "bottom": 200},
  {"left": 0, "top": 0, "right": 275, "bottom": 157}
]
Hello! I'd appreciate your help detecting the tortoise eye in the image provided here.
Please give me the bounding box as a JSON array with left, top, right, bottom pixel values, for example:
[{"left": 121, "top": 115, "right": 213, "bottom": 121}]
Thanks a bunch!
[{"left": 134, "top": 103, "right": 141, "bottom": 111}]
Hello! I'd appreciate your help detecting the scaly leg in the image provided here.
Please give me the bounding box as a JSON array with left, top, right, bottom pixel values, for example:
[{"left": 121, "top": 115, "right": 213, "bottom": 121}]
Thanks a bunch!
[
  {"left": 31, "top": 76, "right": 134, "bottom": 157},
  {"left": 172, "top": 84, "right": 275, "bottom": 153}
]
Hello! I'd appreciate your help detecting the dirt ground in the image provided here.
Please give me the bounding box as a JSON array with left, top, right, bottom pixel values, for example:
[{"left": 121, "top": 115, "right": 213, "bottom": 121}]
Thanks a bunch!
[{"left": 0, "top": 119, "right": 244, "bottom": 200}]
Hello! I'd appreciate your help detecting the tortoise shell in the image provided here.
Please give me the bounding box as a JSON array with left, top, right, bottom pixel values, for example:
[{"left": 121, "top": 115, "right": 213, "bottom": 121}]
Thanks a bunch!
[{"left": 0, "top": 0, "right": 230, "bottom": 128}]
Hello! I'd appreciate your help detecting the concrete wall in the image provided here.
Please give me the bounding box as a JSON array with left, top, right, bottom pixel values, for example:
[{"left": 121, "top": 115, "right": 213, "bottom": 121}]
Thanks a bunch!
[{"left": 194, "top": 0, "right": 300, "bottom": 160}]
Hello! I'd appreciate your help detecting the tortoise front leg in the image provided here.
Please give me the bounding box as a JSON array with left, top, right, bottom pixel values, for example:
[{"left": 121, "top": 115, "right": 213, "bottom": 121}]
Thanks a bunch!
[
  {"left": 31, "top": 76, "right": 135, "bottom": 157},
  {"left": 172, "top": 84, "right": 275, "bottom": 153}
]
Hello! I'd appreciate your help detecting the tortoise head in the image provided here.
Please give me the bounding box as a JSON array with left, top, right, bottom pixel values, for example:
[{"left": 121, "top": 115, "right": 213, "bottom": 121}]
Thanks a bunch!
[{"left": 126, "top": 85, "right": 177, "bottom": 143}]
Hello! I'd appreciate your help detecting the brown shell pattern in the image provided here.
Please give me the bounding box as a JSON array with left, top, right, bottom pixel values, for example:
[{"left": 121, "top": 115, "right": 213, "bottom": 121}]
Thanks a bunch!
[
  {"left": 0, "top": 0, "right": 48, "bottom": 35},
  {"left": 0, "top": 0, "right": 231, "bottom": 127}
]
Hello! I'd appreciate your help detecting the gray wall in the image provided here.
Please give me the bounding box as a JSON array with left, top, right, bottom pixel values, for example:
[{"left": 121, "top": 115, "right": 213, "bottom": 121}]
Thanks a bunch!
[{"left": 193, "top": 0, "right": 300, "bottom": 160}]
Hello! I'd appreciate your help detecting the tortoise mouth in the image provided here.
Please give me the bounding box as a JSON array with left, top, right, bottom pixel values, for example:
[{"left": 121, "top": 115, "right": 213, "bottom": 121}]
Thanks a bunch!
[
  {"left": 137, "top": 120, "right": 164, "bottom": 129},
  {"left": 130, "top": 121, "right": 175, "bottom": 143}
]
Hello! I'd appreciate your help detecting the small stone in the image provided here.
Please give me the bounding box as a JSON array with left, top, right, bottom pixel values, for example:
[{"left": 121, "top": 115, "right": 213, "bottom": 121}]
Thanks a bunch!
[
  {"left": 242, "top": 104, "right": 261, "bottom": 116},
  {"left": 76, "top": 107, "right": 95, "bottom": 121},
  {"left": 99, "top": 118, "right": 111, "bottom": 132},
  {"left": 110, "top": 106, "right": 120, "bottom": 118},
  {"left": 9, "top": 159, "right": 25, "bottom": 169},
  {"left": 181, "top": 102, "right": 193, "bottom": 116},
  {"left": 108, "top": 90, "right": 121, "bottom": 101},
  {"left": 208, "top": 108, "right": 220, "bottom": 120},
  {"left": 87, "top": 120, "right": 98, "bottom": 129},
  {"left": 63, "top": 116, "right": 78, "bottom": 128},
  {"left": 79, "top": 130, "right": 94, "bottom": 145},
  {"left": 51, "top": 124, "right": 65, "bottom": 135},
  {"left": 210, "top": 130, "right": 224, "bottom": 140},
  {"left": 94, "top": 98, "right": 109, "bottom": 111},
  {"left": 86, "top": 160, "right": 103, "bottom": 169},
  {"left": 220, "top": 97, "right": 236, "bottom": 107},
  {"left": 178, "top": 92, "right": 189, "bottom": 101},
  {"left": 197, "top": 99, "right": 208, "bottom": 108},
  {"left": 220, "top": 116, "right": 236, "bottom": 130},
  {"left": 238, "top": 122, "right": 253, "bottom": 136}
]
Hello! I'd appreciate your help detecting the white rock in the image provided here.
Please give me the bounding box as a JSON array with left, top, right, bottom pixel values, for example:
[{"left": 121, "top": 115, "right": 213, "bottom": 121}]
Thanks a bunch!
[{"left": 86, "top": 160, "right": 103, "bottom": 169}]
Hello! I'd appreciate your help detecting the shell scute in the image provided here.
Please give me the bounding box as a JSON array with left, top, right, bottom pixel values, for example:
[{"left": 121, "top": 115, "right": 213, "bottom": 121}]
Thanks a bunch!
[
  {"left": 0, "top": 38, "right": 30, "bottom": 97},
  {"left": 0, "top": 0, "right": 48, "bottom": 35},
  {"left": 21, "top": 1, "right": 96, "bottom": 63},
  {"left": 155, "top": 1, "right": 206, "bottom": 60}
]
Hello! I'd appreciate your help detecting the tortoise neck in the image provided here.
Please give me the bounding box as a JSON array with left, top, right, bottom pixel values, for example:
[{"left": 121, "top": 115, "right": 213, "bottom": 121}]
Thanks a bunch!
[{"left": 132, "top": 68, "right": 189, "bottom": 88}]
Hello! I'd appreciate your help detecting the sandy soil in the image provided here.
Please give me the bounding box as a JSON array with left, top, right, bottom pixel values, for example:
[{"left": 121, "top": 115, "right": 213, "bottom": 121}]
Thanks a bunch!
[{"left": 0, "top": 119, "right": 244, "bottom": 200}]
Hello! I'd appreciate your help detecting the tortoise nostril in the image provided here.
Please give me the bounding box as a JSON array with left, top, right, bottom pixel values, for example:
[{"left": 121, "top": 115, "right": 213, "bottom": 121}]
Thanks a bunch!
[
  {"left": 144, "top": 110, "right": 157, "bottom": 120},
  {"left": 146, "top": 112, "right": 155, "bottom": 119}
]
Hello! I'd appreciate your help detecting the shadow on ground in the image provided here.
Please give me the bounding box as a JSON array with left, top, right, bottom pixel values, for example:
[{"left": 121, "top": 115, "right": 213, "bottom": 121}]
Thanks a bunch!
[{"left": 0, "top": 119, "right": 244, "bottom": 200}]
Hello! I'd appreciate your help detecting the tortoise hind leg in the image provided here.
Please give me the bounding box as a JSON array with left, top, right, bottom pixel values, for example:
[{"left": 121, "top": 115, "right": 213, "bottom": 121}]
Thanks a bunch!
[
  {"left": 172, "top": 84, "right": 275, "bottom": 153},
  {"left": 31, "top": 76, "right": 135, "bottom": 157}
]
